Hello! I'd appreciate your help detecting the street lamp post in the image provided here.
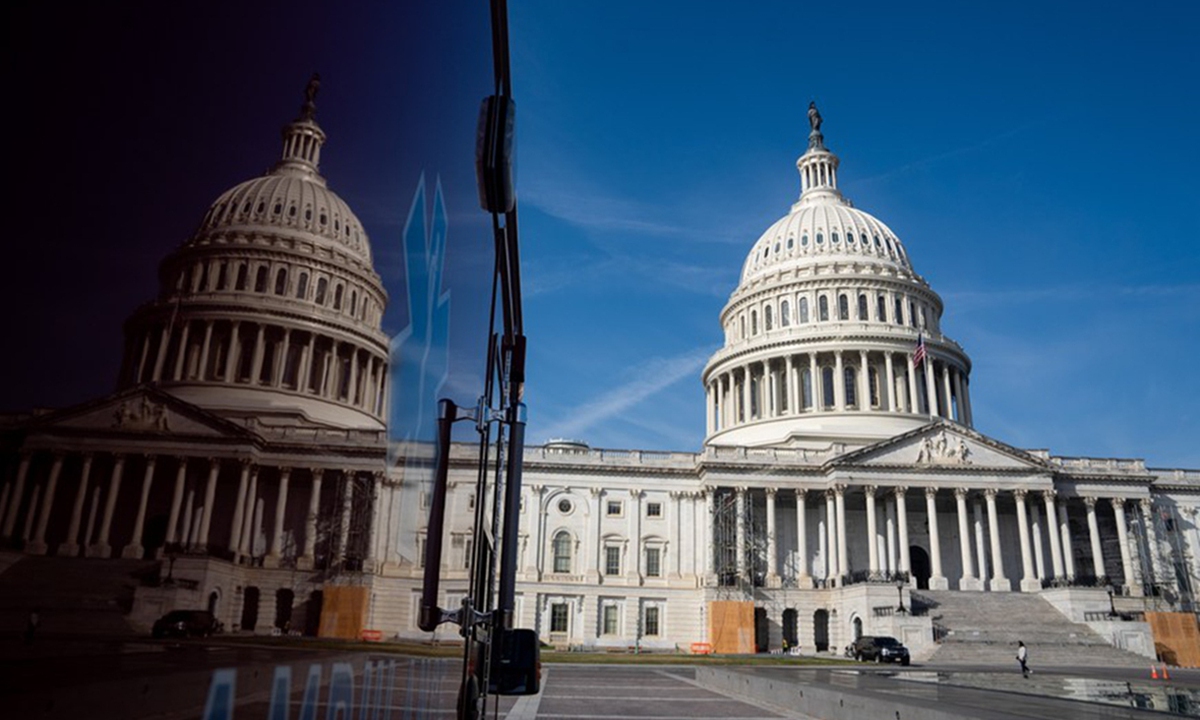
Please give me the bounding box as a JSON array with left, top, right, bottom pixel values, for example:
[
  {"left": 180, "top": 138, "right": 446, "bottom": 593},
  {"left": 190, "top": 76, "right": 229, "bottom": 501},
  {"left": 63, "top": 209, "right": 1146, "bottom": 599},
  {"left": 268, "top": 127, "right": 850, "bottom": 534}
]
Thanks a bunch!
[
  {"left": 1107, "top": 584, "right": 1118, "bottom": 618},
  {"left": 896, "top": 578, "right": 907, "bottom": 614}
]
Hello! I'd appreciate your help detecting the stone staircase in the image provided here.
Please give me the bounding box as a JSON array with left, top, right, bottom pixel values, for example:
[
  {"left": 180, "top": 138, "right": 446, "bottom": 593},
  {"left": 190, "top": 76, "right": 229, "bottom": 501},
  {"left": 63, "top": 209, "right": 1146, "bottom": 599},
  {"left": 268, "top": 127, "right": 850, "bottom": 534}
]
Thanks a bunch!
[
  {"left": 913, "top": 589, "right": 1149, "bottom": 667},
  {"left": 0, "top": 552, "right": 160, "bottom": 636}
]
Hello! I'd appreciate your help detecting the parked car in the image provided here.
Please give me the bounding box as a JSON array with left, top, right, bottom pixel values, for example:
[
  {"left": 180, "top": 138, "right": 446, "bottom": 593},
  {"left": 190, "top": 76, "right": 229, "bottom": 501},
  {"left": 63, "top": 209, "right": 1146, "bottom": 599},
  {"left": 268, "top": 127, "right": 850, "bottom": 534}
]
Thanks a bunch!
[
  {"left": 852, "top": 635, "right": 910, "bottom": 665},
  {"left": 152, "top": 610, "right": 220, "bottom": 639}
]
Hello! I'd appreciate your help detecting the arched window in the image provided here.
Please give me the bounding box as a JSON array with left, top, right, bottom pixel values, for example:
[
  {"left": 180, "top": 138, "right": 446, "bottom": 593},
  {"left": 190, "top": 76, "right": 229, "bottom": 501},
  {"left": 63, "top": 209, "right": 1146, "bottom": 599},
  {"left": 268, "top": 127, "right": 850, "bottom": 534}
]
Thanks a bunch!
[
  {"left": 844, "top": 367, "right": 857, "bottom": 408},
  {"left": 217, "top": 262, "right": 228, "bottom": 290},
  {"left": 350, "top": 290, "right": 358, "bottom": 316},
  {"left": 908, "top": 301, "right": 917, "bottom": 327},
  {"left": 780, "top": 300, "right": 791, "bottom": 327},
  {"left": 315, "top": 277, "right": 328, "bottom": 305},
  {"left": 821, "top": 367, "right": 835, "bottom": 408},
  {"left": 817, "top": 232, "right": 824, "bottom": 244},
  {"left": 765, "top": 305, "right": 773, "bottom": 331},
  {"left": 751, "top": 311, "right": 758, "bottom": 335},
  {"left": 235, "top": 264, "right": 248, "bottom": 291},
  {"left": 802, "top": 234, "right": 809, "bottom": 247},
  {"left": 274, "top": 268, "right": 288, "bottom": 295},
  {"left": 787, "top": 237, "right": 794, "bottom": 249},
  {"left": 799, "top": 297, "right": 809, "bottom": 324},
  {"left": 869, "top": 367, "right": 881, "bottom": 407},
  {"left": 877, "top": 295, "right": 887, "bottom": 322},
  {"left": 838, "top": 294, "right": 849, "bottom": 321},
  {"left": 740, "top": 316, "right": 746, "bottom": 339},
  {"left": 857, "top": 294, "right": 868, "bottom": 320},
  {"left": 254, "top": 266, "right": 268, "bottom": 293},
  {"left": 197, "top": 263, "right": 209, "bottom": 292},
  {"left": 333, "top": 284, "right": 344, "bottom": 311},
  {"left": 552, "top": 531, "right": 572, "bottom": 573},
  {"left": 818, "top": 296, "right": 829, "bottom": 322},
  {"left": 894, "top": 297, "right": 904, "bottom": 325},
  {"left": 919, "top": 306, "right": 927, "bottom": 329},
  {"left": 180, "top": 267, "right": 192, "bottom": 293},
  {"left": 801, "top": 368, "right": 813, "bottom": 409},
  {"left": 296, "top": 272, "right": 309, "bottom": 299}
]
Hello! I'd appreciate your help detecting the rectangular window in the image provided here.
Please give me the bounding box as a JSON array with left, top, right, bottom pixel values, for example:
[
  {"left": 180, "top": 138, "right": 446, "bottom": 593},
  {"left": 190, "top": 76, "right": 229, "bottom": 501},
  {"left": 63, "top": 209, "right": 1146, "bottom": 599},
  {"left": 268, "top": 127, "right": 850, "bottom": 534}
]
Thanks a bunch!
[
  {"left": 606, "top": 500, "right": 623, "bottom": 517},
  {"left": 416, "top": 536, "right": 426, "bottom": 568},
  {"left": 644, "top": 606, "right": 660, "bottom": 636},
  {"left": 605, "top": 546, "right": 621, "bottom": 576},
  {"left": 646, "top": 547, "right": 661, "bottom": 577},
  {"left": 602, "top": 605, "right": 619, "bottom": 635},
  {"left": 463, "top": 538, "right": 473, "bottom": 569},
  {"left": 550, "top": 603, "right": 569, "bottom": 633},
  {"left": 419, "top": 491, "right": 430, "bottom": 510},
  {"left": 646, "top": 502, "right": 663, "bottom": 518}
]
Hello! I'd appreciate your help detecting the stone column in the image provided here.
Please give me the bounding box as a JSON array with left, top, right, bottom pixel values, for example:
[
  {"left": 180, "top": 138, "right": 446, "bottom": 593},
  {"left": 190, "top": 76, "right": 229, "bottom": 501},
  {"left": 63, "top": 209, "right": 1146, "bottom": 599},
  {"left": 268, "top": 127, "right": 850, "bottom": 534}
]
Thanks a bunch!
[
  {"left": 885, "top": 352, "right": 897, "bottom": 412},
  {"left": 1059, "top": 501, "right": 1077, "bottom": 579},
  {"left": 348, "top": 348, "right": 360, "bottom": 403},
  {"left": 59, "top": 453, "right": 94, "bottom": 556},
  {"left": 704, "top": 490, "right": 715, "bottom": 579},
  {"left": 1, "top": 453, "right": 31, "bottom": 539},
  {"left": 865, "top": 486, "right": 879, "bottom": 577},
  {"left": 195, "top": 321, "right": 214, "bottom": 380},
  {"left": 925, "top": 487, "right": 948, "bottom": 589},
  {"left": 151, "top": 324, "right": 171, "bottom": 381},
  {"left": 628, "top": 488, "right": 643, "bottom": 582},
  {"left": 985, "top": 489, "right": 1010, "bottom": 591},
  {"left": 885, "top": 498, "right": 897, "bottom": 575},
  {"left": 1138, "top": 499, "right": 1163, "bottom": 590},
  {"left": 941, "top": 365, "right": 954, "bottom": 421},
  {"left": 250, "top": 325, "right": 267, "bottom": 384},
  {"left": 835, "top": 485, "right": 849, "bottom": 584},
  {"left": 89, "top": 454, "right": 125, "bottom": 558},
  {"left": 1042, "top": 490, "right": 1064, "bottom": 581},
  {"left": 265, "top": 467, "right": 292, "bottom": 568},
  {"left": 795, "top": 490, "right": 810, "bottom": 587},
  {"left": 825, "top": 490, "right": 837, "bottom": 584},
  {"left": 22, "top": 486, "right": 40, "bottom": 542},
  {"left": 163, "top": 457, "right": 188, "bottom": 552},
  {"left": 705, "top": 382, "right": 714, "bottom": 435},
  {"left": 809, "top": 354, "right": 819, "bottom": 410},
  {"left": 198, "top": 459, "right": 220, "bottom": 551},
  {"left": 859, "top": 351, "right": 870, "bottom": 410},
  {"left": 973, "top": 500, "right": 989, "bottom": 582},
  {"left": 122, "top": 455, "right": 157, "bottom": 558},
  {"left": 239, "top": 466, "right": 261, "bottom": 558},
  {"left": 786, "top": 355, "right": 797, "bottom": 415},
  {"left": 180, "top": 490, "right": 195, "bottom": 547},
  {"left": 339, "top": 472, "right": 354, "bottom": 563},
  {"left": 961, "top": 377, "right": 974, "bottom": 426},
  {"left": 274, "top": 330, "right": 292, "bottom": 389},
  {"left": 834, "top": 352, "right": 846, "bottom": 410},
  {"left": 735, "top": 487, "right": 747, "bottom": 581},
  {"left": 1031, "top": 504, "right": 1047, "bottom": 581},
  {"left": 953, "top": 370, "right": 966, "bottom": 424},
  {"left": 299, "top": 469, "right": 323, "bottom": 570},
  {"left": 228, "top": 460, "right": 251, "bottom": 553},
  {"left": 1110, "top": 498, "right": 1136, "bottom": 594},
  {"left": 135, "top": 333, "right": 152, "bottom": 383},
  {"left": 1084, "top": 496, "right": 1105, "bottom": 580},
  {"left": 923, "top": 357, "right": 937, "bottom": 417},
  {"left": 224, "top": 321, "right": 241, "bottom": 381},
  {"left": 27, "top": 453, "right": 65, "bottom": 554},
  {"left": 955, "top": 488, "right": 980, "bottom": 590},
  {"left": 895, "top": 487, "right": 911, "bottom": 578},
  {"left": 172, "top": 322, "right": 191, "bottom": 380},
  {"left": 1014, "top": 490, "right": 1039, "bottom": 592},
  {"left": 906, "top": 354, "right": 919, "bottom": 414},
  {"left": 765, "top": 488, "right": 780, "bottom": 587}
]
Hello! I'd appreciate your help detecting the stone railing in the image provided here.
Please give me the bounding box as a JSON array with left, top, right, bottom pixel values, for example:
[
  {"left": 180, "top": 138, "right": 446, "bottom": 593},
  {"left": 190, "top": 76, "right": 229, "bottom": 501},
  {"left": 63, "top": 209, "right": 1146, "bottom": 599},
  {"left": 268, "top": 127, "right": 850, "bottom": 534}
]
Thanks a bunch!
[
  {"left": 525, "top": 447, "right": 698, "bottom": 467},
  {"left": 1048, "top": 456, "right": 1148, "bottom": 474}
]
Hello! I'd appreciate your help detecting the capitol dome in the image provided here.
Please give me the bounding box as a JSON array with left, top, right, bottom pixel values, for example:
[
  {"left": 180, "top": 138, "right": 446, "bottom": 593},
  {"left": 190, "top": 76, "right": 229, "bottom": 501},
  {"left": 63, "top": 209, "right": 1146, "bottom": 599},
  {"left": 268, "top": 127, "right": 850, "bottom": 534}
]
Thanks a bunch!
[
  {"left": 702, "top": 105, "right": 973, "bottom": 449},
  {"left": 117, "top": 77, "right": 390, "bottom": 430}
]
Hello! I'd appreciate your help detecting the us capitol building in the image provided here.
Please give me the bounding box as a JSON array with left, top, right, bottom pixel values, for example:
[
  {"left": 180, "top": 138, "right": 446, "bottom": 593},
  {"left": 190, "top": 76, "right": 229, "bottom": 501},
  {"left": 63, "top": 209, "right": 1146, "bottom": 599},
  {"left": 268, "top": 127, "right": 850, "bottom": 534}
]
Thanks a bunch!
[{"left": 1, "top": 90, "right": 1196, "bottom": 658}]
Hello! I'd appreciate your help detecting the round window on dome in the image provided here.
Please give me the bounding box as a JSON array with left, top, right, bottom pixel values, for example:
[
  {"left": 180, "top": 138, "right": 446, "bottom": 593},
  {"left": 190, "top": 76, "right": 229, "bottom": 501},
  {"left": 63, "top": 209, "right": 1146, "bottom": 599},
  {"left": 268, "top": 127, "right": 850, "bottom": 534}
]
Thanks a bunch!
[
  {"left": 289, "top": 206, "right": 297, "bottom": 217},
  {"left": 273, "top": 203, "right": 282, "bottom": 215},
  {"left": 257, "top": 202, "right": 265, "bottom": 214},
  {"left": 873, "top": 235, "right": 881, "bottom": 247},
  {"left": 305, "top": 208, "right": 312, "bottom": 221},
  {"left": 802, "top": 234, "right": 809, "bottom": 246},
  {"left": 861, "top": 233, "right": 868, "bottom": 245},
  {"left": 787, "top": 237, "right": 794, "bottom": 249},
  {"left": 774, "top": 242, "right": 780, "bottom": 253},
  {"left": 818, "top": 232, "right": 826, "bottom": 244},
  {"left": 834, "top": 232, "right": 842, "bottom": 244},
  {"left": 320, "top": 213, "right": 327, "bottom": 225}
]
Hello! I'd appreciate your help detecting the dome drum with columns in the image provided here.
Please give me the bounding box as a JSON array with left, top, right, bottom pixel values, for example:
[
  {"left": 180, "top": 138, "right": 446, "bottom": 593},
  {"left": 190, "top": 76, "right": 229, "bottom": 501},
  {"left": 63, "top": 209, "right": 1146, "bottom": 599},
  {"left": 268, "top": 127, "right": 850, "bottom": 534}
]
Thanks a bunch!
[
  {"left": 703, "top": 113, "right": 972, "bottom": 449},
  {"left": 119, "top": 76, "right": 390, "bottom": 431}
]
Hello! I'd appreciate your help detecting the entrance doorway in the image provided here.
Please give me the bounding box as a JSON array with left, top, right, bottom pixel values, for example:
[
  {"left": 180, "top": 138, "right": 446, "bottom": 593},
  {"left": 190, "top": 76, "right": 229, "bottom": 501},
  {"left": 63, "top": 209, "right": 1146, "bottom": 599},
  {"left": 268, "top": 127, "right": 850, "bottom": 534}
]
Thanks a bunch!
[
  {"left": 754, "top": 607, "right": 769, "bottom": 653},
  {"left": 240, "top": 586, "right": 260, "bottom": 631},
  {"left": 813, "top": 609, "right": 829, "bottom": 652},
  {"left": 852, "top": 616, "right": 863, "bottom": 640},
  {"left": 910, "top": 546, "right": 931, "bottom": 589},
  {"left": 782, "top": 608, "right": 798, "bottom": 649}
]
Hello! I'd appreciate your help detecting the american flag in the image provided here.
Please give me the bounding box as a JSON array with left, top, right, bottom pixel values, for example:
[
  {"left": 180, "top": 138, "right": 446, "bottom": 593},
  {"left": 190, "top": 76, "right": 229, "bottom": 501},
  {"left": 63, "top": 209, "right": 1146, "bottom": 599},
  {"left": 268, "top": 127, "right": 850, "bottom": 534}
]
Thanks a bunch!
[{"left": 914, "top": 334, "right": 927, "bottom": 366}]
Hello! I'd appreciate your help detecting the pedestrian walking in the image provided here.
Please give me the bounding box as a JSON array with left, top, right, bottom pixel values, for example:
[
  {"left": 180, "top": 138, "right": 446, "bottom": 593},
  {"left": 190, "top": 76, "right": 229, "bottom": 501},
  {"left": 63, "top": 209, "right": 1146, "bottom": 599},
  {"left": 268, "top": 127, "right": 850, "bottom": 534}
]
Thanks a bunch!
[
  {"left": 24, "top": 609, "right": 40, "bottom": 645},
  {"left": 1016, "top": 641, "right": 1031, "bottom": 677}
]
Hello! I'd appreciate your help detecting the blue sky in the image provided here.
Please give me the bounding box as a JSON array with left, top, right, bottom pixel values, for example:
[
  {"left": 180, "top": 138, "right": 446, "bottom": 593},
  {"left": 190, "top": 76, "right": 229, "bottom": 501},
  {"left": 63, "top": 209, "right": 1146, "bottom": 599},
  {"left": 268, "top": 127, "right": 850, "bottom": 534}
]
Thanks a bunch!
[
  {"left": 3, "top": 1, "right": 1196, "bottom": 469},
  {"left": 508, "top": 1, "right": 1200, "bottom": 467}
]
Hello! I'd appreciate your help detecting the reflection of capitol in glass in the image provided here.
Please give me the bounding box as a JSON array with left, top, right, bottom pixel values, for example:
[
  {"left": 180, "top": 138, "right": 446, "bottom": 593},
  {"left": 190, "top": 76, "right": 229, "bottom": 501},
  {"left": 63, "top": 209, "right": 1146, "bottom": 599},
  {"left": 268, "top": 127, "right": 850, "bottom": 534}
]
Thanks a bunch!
[{"left": 0, "top": 92, "right": 1196, "bottom": 665}]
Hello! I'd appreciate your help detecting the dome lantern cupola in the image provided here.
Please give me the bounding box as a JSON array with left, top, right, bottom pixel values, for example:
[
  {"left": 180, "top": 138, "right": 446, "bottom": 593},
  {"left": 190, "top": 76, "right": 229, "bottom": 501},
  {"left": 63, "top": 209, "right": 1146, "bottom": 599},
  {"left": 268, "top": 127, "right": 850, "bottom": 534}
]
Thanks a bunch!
[
  {"left": 795, "top": 102, "right": 845, "bottom": 207},
  {"left": 272, "top": 73, "right": 327, "bottom": 180}
]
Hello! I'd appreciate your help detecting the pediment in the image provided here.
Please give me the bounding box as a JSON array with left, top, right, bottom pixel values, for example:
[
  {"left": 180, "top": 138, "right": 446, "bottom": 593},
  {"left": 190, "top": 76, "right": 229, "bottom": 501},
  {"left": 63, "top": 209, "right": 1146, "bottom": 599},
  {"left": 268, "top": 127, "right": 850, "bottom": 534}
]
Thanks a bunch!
[
  {"left": 834, "top": 422, "right": 1050, "bottom": 471},
  {"left": 29, "top": 386, "right": 254, "bottom": 440}
]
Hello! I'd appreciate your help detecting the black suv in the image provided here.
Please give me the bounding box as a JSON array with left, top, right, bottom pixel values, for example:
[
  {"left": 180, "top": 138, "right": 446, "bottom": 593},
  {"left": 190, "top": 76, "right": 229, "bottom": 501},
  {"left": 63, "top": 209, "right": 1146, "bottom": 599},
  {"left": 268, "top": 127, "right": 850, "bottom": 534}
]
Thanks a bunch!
[
  {"left": 152, "top": 610, "right": 220, "bottom": 639},
  {"left": 852, "top": 635, "right": 910, "bottom": 665}
]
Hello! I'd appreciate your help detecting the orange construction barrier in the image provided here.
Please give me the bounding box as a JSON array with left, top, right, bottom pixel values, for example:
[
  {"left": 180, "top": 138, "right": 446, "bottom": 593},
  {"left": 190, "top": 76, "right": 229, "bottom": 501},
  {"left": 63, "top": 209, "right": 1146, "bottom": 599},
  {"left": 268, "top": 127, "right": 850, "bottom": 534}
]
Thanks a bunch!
[
  {"left": 360, "top": 629, "right": 384, "bottom": 642},
  {"left": 691, "top": 642, "right": 713, "bottom": 655},
  {"left": 1151, "top": 665, "right": 1159, "bottom": 679},
  {"left": 1162, "top": 665, "right": 1170, "bottom": 680}
]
